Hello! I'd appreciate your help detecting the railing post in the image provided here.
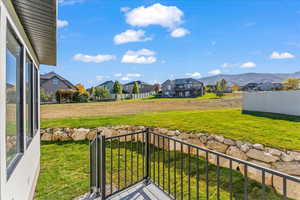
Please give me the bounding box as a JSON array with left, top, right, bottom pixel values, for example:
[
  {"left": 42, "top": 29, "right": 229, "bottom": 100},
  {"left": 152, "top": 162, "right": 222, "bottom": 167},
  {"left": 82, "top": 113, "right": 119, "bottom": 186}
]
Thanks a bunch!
[
  {"left": 145, "top": 128, "right": 150, "bottom": 184},
  {"left": 96, "top": 131, "right": 101, "bottom": 196},
  {"left": 100, "top": 134, "right": 106, "bottom": 200}
]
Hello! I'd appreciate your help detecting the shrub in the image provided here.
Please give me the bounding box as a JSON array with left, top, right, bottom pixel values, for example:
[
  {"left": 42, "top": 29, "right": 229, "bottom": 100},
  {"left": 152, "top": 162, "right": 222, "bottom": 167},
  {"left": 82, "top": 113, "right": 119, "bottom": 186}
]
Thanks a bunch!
[{"left": 95, "top": 86, "right": 110, "bottom": 99}]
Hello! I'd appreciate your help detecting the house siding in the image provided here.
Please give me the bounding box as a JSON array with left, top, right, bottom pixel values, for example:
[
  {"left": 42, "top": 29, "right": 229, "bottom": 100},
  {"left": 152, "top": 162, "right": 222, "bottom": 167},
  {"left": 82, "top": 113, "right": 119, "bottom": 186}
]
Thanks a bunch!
[{"left": 41, "top": 77, "right": 74, "bottom": 94}]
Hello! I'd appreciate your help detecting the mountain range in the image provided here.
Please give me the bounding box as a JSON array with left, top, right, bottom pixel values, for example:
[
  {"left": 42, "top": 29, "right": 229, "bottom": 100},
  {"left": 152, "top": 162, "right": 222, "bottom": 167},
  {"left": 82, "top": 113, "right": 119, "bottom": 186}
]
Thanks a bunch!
[{"left": 199, "top": 71, "right": 300, "bottom": 86}]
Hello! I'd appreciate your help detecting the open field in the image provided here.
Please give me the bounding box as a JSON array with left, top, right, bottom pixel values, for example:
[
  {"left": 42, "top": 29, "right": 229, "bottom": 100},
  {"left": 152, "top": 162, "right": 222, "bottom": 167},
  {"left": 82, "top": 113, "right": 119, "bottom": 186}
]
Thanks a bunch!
[
  {"left": 41, "top": 93, "right": 241, "bottom": 119},
  {"left": 35, "top": 141, "right": 283, "bottom": 200},
  {"left": 42, "top": 109, "right": 300, "bottom": 150}
]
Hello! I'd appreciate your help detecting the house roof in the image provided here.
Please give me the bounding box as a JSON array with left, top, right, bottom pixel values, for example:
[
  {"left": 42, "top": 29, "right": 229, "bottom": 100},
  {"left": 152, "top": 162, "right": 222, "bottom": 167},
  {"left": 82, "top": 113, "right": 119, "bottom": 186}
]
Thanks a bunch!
[
  {"left": 8, "top": 0, "right": 57, "bottom": 66},
  {"left": 41, "top": 72, "right": 75, "bottom": 89},
  {"left": 99, "top": 81, "right": 115, "bottom": 86},
  {"left": 124, "top": 81, "right": 153, "bottom": 86},
  {"left": 174, "top": 78, "right": 202, "bottom": 84}
]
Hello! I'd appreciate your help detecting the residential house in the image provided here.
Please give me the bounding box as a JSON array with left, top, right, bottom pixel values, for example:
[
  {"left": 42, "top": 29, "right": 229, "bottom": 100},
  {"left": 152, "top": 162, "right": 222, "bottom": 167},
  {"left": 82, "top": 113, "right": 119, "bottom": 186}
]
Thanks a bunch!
[
  {"left": 40, "top": 72, "right": 76, "bottom": 102},
  {"left": 97, "top": 80, "right": 115, "bottom": 93},
  {"left": 123, "top": 81, "right": 155, "bottom": 94},
  {"left": 161, "top": 80, "right": 176, "bottom": 96},
  {"left": 162, "top": 78, "right": 204, "bottom": 97},
  {"left": 242, "top": 82, "right": 284, "bottom": 91},
  {"left": 0, "top": 1, "right": 57, "bottom": 200},
  {"left": 241, "top": 83, "right": 259, "bottom": 91}
]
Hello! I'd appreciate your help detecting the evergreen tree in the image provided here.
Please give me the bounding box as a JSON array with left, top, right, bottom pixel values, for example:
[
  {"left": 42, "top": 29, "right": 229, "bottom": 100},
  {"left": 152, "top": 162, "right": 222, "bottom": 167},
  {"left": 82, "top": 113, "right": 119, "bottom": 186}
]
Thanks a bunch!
[
  {"left": 113, "top": 81, "right": 123, "bottom": 94},
  {"left": 132, "top": 82, "right": 140, "bottom": 94}
]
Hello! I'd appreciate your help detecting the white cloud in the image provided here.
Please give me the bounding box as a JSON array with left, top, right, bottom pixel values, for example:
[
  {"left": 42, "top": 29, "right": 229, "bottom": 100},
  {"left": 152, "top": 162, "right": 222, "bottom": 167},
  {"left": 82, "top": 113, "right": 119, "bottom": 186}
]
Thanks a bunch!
[
  {"left": 114, "top": 29, "right": 152, "bottom": 45},
  {"left": 125, "top": 3, "right": 184, "bottom": 29},
  {"left": 127, "top": 73, "right": 143, "bottom": 77},
  {"left": 170, "top": 28, "right": 190, "bottom": 38},
  {"left": 96, "top": 76, "right": 105, "bottom": 81},
  {"left": 121, "top": 49, "right": 157, "bottom": 64},
  {"left": 121, "top": 76, "right": 130, "bottom": 81},
  {"left": 57, "top": 19, "right": 69, "bottom": 28},
  {"left": 120, "top": 73, "right": 143, "bottom": 81},
  {"left": 241, "top": 62, "right": 256, "bottom": 68},
  {"left": 120, "top": 7, "right": 130, "bottom": 12},
  {"left": 185, "top": 72, "right": 201, "bottom": 78},
  {"left": 270, "top": 51, "right": 295, "bottom": 59},
  {"left": 221, "top": 62, "right": 238, "bottom": 68},
  {"left": 208, "top": 69, "right": 221, "bottom": 75},
  {"left": 114, "top": 73, "right": 123, "bottom": 77},
  {"left": 58, "top": 0, "right": 87, "bottom": 5},
  {"left": 73, "top": 53, "right": 116, "bottom": 63}
]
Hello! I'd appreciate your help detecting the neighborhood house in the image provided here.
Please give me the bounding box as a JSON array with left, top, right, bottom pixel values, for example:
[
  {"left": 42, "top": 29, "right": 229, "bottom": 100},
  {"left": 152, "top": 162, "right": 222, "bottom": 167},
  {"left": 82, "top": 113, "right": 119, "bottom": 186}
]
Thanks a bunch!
[
  {"left": 123, "top": 81, "right": 155, "bottom": 94},
  {"left": 162, "top": 78, "right": 204, "bottom": 97},
  {"left": 40, "top": 72, "right": 76, "bottom": 102}
]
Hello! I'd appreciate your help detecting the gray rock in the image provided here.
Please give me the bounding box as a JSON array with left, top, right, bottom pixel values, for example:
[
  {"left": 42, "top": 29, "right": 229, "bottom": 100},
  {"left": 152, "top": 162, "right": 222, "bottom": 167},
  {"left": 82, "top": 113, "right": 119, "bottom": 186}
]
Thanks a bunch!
[
  {"left": 246, "top": 149, "right": 279, "bottom": 163},
  {"left": 206, "top": 140, "right": 228, "bottom": 153},
  {"left": 253, "top": 143, "right": 264, "bottom": 150}
]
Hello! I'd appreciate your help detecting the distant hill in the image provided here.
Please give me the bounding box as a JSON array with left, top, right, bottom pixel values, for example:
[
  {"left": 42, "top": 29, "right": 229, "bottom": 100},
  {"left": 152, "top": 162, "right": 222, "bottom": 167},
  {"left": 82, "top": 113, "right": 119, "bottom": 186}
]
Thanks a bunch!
[{"left": 199, "top": 71, "right": 300, "bottom": 86}]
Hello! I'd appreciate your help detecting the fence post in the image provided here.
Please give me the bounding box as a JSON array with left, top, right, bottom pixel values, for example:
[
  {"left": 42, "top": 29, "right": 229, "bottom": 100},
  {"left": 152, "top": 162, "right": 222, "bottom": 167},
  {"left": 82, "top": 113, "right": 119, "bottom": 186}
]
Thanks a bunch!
[
  {"left": 145, "top": 128, "right": 150, "bottom": 184},
  {"left": 100, "top": 134, "right": 106, "bottom": 200}
]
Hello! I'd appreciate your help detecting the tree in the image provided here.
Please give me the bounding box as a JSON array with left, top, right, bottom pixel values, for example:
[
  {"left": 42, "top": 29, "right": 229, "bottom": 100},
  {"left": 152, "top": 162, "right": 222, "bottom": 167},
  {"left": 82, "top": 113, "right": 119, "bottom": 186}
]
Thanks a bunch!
[
  {"left": 231, "top": 84, "right": 240, "bottom": 92},
  {"left": 95, "top": 86, "right": 110, "bottom": 99},
  {"left": 220, "top": 79, "right": 227, "bottom": 91},
  {"left": 283, "top": 78, "right": 300, "bottom": 90},
  {"left": 75, "top": 83, "right": 86, "bottom": 94},
  {"left": 154, "top": 83, "right": 161, "bottom": 93},
  {"left": 132, "top": 82, "right": 139, "bottom": 94},
  {"left": 215, "top": 80, "right": 224, "bottom": 97},
  {"left": 113, "top": 81, "right": 123, "bottom": 94},
  {"left": 89, "top": 87, "right": 95, "bottom": 96}
]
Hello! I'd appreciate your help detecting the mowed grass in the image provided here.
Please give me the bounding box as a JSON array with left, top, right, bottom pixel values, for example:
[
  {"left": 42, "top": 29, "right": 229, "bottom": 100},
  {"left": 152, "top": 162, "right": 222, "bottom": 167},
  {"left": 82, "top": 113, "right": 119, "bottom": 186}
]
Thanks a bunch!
[
  {"left": 41, "top": 93, "right": 241, "bottom": 119},
  {"left": 35, "top": 141, "right": 284, "bottom": 200},
  {"left": 42, "top": 109, "right": 300, "bottom": 151}
]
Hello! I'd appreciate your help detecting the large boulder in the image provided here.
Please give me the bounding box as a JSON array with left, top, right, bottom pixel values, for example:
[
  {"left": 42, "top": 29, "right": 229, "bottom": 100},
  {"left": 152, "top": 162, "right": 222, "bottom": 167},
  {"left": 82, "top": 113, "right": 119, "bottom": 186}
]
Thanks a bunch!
[
  {"left": 239, "top": 160, "right": 273, "bottom": 186},
  {"left": 71, "top": 128, "right": 89, "bottom": 141},
  {"left": 206, "top": 140, "right": 228, "bottom": 153},
  {"left": 273, "top": 162, "right": 300, "bottom": 176},
  {"left": 226, "top": 146, "right": 248, "bottom": 161},
  {"left": 246, "top": 149, "right": 279, "bottom": 163},
  {"left": 41, "top": 133, "right": 53, "bottom": 141}
]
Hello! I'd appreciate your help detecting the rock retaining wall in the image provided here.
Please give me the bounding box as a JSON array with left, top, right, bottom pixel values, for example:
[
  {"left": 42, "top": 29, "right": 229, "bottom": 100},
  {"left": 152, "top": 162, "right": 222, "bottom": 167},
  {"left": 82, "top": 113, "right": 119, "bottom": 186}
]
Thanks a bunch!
[{"left": 41, "top": 126, "right": 300, "bottom": 199}]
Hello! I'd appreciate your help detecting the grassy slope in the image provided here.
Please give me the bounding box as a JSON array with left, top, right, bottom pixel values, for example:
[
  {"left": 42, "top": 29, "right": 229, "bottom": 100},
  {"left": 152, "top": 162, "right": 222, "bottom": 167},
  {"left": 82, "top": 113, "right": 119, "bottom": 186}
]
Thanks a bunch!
[
  {"left": 35, "top": 141, "right": 283, "bottom": 200},
  {"left": 42, "top": 109, "right": 300, "bottom": 151}
]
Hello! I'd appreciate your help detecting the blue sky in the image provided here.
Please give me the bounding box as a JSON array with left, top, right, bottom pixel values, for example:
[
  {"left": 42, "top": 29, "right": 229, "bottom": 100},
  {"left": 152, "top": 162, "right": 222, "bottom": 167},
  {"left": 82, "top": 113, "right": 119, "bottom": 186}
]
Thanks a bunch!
[{"left": 41, "top": 0, "right": 300, "bottom": 87}]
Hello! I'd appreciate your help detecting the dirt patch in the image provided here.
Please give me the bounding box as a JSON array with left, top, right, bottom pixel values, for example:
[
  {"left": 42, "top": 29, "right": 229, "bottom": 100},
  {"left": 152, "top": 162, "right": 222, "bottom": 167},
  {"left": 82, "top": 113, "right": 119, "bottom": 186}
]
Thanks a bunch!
[{"left": 41, "top": 96, "right": 241, "bottom": 119}]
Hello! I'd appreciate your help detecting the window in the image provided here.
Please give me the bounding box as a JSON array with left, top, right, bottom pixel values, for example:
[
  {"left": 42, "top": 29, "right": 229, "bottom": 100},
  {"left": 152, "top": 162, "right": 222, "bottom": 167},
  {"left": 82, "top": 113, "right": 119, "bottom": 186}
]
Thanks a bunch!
[
  {"left": 6, "top": 25, "right": 23, "bottom": 170},
  {"left": 52, "top": 78, "right": 58, "bottom": 85},
  {"left": 25, "top": 55, "right": 33, "bottom": 145}
]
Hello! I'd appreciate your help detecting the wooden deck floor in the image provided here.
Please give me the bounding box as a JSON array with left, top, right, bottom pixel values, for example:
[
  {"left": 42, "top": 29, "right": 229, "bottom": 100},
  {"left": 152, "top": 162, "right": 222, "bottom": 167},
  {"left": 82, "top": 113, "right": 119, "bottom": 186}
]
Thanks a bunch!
[{"left": 107, "top": 182, "right": 173, "bottom": 200}]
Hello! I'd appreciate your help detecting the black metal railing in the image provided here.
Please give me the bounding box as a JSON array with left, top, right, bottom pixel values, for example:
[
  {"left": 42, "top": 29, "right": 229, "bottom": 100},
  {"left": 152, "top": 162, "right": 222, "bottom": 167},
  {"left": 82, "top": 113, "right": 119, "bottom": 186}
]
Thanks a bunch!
[{"left": 89, "top": 129, "right": 300, "bottom": 200}]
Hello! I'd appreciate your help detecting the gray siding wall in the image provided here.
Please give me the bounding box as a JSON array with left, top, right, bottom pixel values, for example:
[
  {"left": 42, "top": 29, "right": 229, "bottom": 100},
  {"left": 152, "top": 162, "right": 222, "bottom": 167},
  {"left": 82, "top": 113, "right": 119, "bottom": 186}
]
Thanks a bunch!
[{"left": 41, "top": 78, "right": 73, "bottom": 94}]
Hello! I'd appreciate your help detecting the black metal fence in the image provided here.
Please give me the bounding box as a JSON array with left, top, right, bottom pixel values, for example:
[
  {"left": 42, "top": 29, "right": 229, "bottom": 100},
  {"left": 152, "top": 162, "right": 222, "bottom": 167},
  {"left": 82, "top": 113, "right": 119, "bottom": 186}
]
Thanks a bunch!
[{"left": 89, "top": 129, "right": 300, "bottom": 200}]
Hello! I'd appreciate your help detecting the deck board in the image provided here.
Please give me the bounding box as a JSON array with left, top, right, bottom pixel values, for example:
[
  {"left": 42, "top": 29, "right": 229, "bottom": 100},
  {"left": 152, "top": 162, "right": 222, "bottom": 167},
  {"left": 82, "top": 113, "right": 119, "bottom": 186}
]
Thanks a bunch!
[{"left": 107, "top": 182, "right": 173, "bottom": 200}]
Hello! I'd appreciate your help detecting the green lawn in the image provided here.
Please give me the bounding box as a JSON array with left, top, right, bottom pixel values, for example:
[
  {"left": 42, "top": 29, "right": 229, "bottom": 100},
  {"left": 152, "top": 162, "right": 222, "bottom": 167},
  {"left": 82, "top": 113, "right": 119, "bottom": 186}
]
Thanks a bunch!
[
  {"left": 42, "top": 109, "right": 300, "bottom": 150},
  {"left": 35, "top": 141, "right": 284, "bottom": 200}
]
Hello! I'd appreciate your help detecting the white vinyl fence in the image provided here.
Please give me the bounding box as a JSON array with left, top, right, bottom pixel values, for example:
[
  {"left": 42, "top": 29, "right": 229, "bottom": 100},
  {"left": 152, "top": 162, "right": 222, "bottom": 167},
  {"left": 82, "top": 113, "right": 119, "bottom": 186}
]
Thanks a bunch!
[
  {"left": 95, "top": 92, "right": 156, "bottom": 101},
  {"left": 242, "top": 90, "right": 300, "bottom": 116}
]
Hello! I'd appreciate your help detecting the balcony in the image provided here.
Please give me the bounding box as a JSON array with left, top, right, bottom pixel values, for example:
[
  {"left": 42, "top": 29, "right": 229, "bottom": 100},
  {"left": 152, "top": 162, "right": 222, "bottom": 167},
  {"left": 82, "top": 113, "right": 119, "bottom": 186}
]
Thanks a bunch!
[{"left": 87, "top": 130, "right": 300, "bottom": 200}]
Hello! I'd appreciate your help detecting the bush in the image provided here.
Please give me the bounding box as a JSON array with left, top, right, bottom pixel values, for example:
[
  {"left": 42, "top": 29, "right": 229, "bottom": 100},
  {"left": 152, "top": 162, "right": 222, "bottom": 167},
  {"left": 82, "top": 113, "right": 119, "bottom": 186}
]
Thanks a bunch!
[{"left": 95, "top": 86, "right": 110, "bottom": 99}]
